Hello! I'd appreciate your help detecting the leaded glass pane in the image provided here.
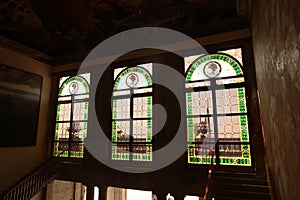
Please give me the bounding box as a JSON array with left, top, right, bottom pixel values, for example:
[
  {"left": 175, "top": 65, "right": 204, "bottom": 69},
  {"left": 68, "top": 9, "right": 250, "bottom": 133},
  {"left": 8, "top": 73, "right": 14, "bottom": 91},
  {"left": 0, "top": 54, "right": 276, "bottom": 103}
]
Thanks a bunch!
[
  {"left": 216, "top": 77, "right": 244, "bottom": 85},
  {"left": 112, "top": 121, "right": 131, "bottom": 142},
  {"left": 185, "top": 81, "right": 211, "bottom": 88},
  {"left": 133, "top": 87, "right": 152, "bottom": 94},
  {"left": 53, "top": 142, "right": 68, "bottom": 157},
  {"left": 112, "top": 144, "right": 130, "bottom": 160},
  {"left": 188, "top": 144, "right": 215, "bottom": 165},
  {"left": 186, "top": 91, "right": 213, "bottom": 116},
  {"left": 55, "top": 122, "right": 70, "bottom": 139},
  {"left": 187, "top": 117, "right": 215, "bottom": 143},
  {"left": 74, "top": 94, "right": 89, "bottom": 100},
  {"left": 73, "top": 102, "right": 89, "bottom": 121},
  {"left": 218, "top": 48, "right": 243, "bottom": 66},
  {"left": 133, "top": 120, "right": 152, "bottom": 141},
  {"left": 132, "top": 144, "right": 152, "bottom": 161},
  {"left": 69, "top": 143, "right": 85, "bottom": 158},
  {"left": 69, "top": 121, "right": 87, "bottom": 141},
  {"left": 217, "top": 116, "right": 249, "bottom": 141},
  {"left": 133, "top": 97, "right": 152, "bottom": 118},
  {"left": 113, "top": 99, "right": 130, "bottom": 119},
  {"left": 59, "top": 76, "right": 70, "bottom": 88},
  {"left": 216, "top": 88, "right": 247, "bottom": 114},
  {"left": 56, "top": 103, "right": 71, "bottom": 121},
  {"left": 113, "top": 90, "right": 131, "bottom": 96},
  {"left": 184, "top": 54, "right": 205, "bottom": 73}
]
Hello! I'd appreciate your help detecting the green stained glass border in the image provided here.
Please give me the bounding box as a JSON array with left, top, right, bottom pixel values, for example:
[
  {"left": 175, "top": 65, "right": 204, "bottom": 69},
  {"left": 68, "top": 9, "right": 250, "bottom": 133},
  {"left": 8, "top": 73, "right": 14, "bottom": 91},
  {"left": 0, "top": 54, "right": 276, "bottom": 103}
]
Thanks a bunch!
[
  {"left": 186, "top": 54, "right": 243, "bottom": 81},
  {"left": 114, "top": 67, "right": 152, "bottom": 90},
  {"left": 59, "top": 76, "right": 90, "bottom": 96}
]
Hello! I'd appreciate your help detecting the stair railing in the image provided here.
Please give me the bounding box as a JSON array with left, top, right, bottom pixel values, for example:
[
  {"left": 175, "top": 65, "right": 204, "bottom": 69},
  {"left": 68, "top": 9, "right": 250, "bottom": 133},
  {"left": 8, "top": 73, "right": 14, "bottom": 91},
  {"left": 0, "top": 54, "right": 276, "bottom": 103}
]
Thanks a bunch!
[
  {"left": 203, "top": 149, "right": 215, "bottom": 200},
  {"left": 0, "top": 150, "right": 68, "bottom": 200}
]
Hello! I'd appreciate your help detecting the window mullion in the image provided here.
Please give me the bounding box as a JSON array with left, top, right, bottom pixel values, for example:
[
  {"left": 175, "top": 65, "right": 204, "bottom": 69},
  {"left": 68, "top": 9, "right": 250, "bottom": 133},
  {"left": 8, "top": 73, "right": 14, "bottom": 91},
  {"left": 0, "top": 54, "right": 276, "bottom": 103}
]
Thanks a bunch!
[{"left": 129, "top": 88, "right": 134, "bottom": 160}]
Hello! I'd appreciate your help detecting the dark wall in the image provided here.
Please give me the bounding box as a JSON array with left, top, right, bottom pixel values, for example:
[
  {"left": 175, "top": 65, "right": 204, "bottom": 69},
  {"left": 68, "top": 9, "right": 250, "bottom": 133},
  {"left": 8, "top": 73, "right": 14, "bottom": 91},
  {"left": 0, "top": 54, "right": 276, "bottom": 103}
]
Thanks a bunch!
[{"left": 251, "top": 0, "right": 300, "bottom": 199}]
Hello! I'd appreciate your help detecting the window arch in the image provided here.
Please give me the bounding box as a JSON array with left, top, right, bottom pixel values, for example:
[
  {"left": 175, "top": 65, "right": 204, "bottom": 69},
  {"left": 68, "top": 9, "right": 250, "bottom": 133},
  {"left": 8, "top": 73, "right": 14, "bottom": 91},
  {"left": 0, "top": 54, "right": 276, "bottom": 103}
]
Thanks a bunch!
[
  {"left": 112, "top": 63, "right": 153, "bottom": 161},
  {"left": 53, "top": 74, "right": 90, "bottom": 158},
  {"left": 185, "top": 48, "right": 251, "bottom": 166}
]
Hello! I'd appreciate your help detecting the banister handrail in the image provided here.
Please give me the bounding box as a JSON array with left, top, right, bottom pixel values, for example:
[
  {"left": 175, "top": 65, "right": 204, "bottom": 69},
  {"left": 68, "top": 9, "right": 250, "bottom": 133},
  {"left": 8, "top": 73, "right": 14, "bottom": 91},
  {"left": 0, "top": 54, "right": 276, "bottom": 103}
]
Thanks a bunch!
[
  {"left": 0, "top": 149, "right": 69, "bottom": 200},
  {"left": 203, "top": 149, "right": 215, "bottom": 200}
]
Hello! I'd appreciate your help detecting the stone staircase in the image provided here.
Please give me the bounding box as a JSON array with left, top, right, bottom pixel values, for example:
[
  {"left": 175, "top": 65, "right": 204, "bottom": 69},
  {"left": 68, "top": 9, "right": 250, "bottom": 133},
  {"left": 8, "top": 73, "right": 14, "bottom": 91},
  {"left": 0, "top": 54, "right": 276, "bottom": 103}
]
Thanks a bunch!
[{"left": 209, "top": 169, "right": 272, "bottom": 200}]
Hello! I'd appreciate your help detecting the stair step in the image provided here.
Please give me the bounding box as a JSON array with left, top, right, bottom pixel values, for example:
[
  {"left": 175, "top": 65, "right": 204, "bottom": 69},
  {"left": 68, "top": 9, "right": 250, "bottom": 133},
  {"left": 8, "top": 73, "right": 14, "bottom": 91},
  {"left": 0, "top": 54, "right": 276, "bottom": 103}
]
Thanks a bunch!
[
  {"left": 211, "top": 194, "right": 271, "bottom": 200},
  {"left": 211, "top": 189, "right": 271, "bottom": 199},
  {"left": 214, "top": 171, "right": 256, "bottom": 179},
  {"left": 213, "top": 177, "right": 268, "bottom": 186},
  {"left": 212, "top": 182, "right": 270, "bottom": 193}
]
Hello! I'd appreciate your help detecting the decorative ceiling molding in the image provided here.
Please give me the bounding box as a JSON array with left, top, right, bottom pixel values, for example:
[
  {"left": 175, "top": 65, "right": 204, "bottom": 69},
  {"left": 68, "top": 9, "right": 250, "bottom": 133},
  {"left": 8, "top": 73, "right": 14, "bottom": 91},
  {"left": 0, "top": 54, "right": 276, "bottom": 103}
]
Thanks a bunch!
[{"left": 0, "top": 36, "right": 53, "bottom": 64}]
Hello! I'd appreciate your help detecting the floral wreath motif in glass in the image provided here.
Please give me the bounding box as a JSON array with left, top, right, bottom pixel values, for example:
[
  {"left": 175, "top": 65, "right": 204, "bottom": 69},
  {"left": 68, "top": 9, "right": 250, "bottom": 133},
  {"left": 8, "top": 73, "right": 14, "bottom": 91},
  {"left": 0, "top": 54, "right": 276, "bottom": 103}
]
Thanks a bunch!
[
  {"left": 185, "top": 50, "right": 251, "bottom": 166},
  {"left": 112, "top": 65, "right": 153, "bottom": 161},
  {"left": 54, "top": 74, "right": 90, "bottom": 158}
]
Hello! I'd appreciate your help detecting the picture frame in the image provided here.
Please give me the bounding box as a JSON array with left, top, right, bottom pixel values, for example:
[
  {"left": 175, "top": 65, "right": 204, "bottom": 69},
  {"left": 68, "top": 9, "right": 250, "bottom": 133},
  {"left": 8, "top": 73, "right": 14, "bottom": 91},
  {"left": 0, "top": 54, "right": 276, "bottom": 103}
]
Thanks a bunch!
[{"left": 0, "top": 64, "right": 43, "bottom": 147}]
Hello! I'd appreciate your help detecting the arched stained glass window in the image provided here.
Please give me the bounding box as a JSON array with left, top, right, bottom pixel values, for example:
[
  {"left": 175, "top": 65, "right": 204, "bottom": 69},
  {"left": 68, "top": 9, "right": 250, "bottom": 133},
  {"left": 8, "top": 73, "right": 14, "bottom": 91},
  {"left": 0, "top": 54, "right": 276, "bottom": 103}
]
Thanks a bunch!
[
  {"left": 112, "top": 63, "right": 152, "bottom": 161},
  {"left": 185, "top": 48, "right": 251, "bottom": 166},
  {"left": 53, "top": 73, "right": 90, "bottom": 158}
]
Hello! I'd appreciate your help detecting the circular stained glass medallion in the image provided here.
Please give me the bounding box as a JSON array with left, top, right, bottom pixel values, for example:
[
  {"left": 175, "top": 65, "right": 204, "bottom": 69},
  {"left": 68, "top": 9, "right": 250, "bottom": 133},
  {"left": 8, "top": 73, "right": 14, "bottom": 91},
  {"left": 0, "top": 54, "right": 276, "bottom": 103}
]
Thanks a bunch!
[
  {"left": 203, "top": 61, "right": 222, "bottom": 78},
  {"left": 126, "top": 73, "right": 139, "bottom": 88},
  {"left": 69, "top": 81, "right": 79, "bottom": 94}
]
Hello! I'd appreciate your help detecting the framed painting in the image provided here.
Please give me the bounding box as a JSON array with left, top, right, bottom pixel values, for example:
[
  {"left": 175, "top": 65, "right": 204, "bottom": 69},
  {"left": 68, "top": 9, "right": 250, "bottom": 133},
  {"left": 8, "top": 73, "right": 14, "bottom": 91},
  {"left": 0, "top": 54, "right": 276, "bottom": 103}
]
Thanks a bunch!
[{"left": 0, "top": 64, "right": 42, "bottom": 147}]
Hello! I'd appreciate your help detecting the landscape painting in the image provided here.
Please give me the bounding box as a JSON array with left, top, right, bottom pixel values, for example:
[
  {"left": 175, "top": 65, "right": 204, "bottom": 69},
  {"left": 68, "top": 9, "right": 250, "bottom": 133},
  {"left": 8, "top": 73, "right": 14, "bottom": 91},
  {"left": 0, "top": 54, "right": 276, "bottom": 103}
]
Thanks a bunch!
[{"left": 0, "top": 64, "right": 42, "bottom": 147}]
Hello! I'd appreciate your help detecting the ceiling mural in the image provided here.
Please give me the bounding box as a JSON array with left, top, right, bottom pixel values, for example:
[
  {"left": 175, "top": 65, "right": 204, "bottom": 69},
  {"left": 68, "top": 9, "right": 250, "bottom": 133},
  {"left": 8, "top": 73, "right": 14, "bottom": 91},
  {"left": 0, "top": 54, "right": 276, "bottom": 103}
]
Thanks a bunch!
[{"left": 0, "top": 0, "right": 244, "bottom": 57}]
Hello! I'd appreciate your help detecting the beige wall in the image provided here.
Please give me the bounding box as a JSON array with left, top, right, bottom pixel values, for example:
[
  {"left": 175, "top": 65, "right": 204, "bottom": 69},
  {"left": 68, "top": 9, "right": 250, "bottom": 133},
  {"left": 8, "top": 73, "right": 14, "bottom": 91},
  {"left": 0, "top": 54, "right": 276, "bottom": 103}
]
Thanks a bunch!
[
  {"left": 30, "top": 190, "right": 45, "bottom": 200},
  {"left": 107, "top": 187, "right": 126, "bottom": 200},
  {"left": 0, "top": 47, "right": 52, "bottom": 193},
  {"left": 251, "top": 0, "right": 300, "bottom": 199},
  {"left": 46, "top": 180, "right": 85, "bottom": 200}
]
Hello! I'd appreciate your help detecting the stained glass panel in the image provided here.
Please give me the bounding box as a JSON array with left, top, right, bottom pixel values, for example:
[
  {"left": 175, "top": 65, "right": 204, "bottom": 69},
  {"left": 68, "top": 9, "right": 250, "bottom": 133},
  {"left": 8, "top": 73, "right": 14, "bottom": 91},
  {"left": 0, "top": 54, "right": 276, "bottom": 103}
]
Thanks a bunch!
[
  {"left": 186, "top": 91, "right": 213, "bottom": 116},
  {"left": 56, "top": 103, "right": 71, "bottom": 121},
  {"left": 112, "top": 144, "right": 130, "bottom": 160},
  {"left": 186, "top": 54, "right": 243, "bottom": 82},
  {"left": 217, "top": 115, "right": 249, "bottom": 141},
  {"left": 133, "top": 120, "right": 152, "bottom": 141},
  {"left": 216, "top": 77, "right": 244, "bottom": 85},
  {"left": 184, "top": 54, "right": 204, "bottom": 73},
  {"left": 112, "top": 65, "right": 152, "bottom": 162},
  {"left": 187, "top": 117, "right": 215, "bottom": 143},
  {"left": 55, "top": 122, "right": 70, "bottom": 140},
  {"left": 133, "top": 97, "right": 152, "bottom": 118},
  {"left": 54, "top": 74, "right": 90, "bottom": 158},
  {"left": 112, "top": 121, "right": 131, "bottom": 142},
  {"left": 113, "top": 99, "right": 130, "bottom": 119},
  {"left": 185, "top": 81, "right": 211, "bottom": 88},
  {"left": 58, "top": 75, "right": 89, "bottom": 96},
  {"left": 185, "top": 52, "right": 251, "bottom": 166},
  {"left": 218, "top": 48, "right": 243, "bottom": 65},
  {"left": 216, "top": 88, "right": 247, "bottom": 114},
  {"left": 114, "top": 67, "right": 152, "bottom": 90},
  {"left": 73, "top": 102, "right": 89, "bottom": 121},
  {"left": 188, "top": 144, "right": 215, "bottom": 165},
  {"left": 132, "top": 144, "right": 152, "bottom": 161}
]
